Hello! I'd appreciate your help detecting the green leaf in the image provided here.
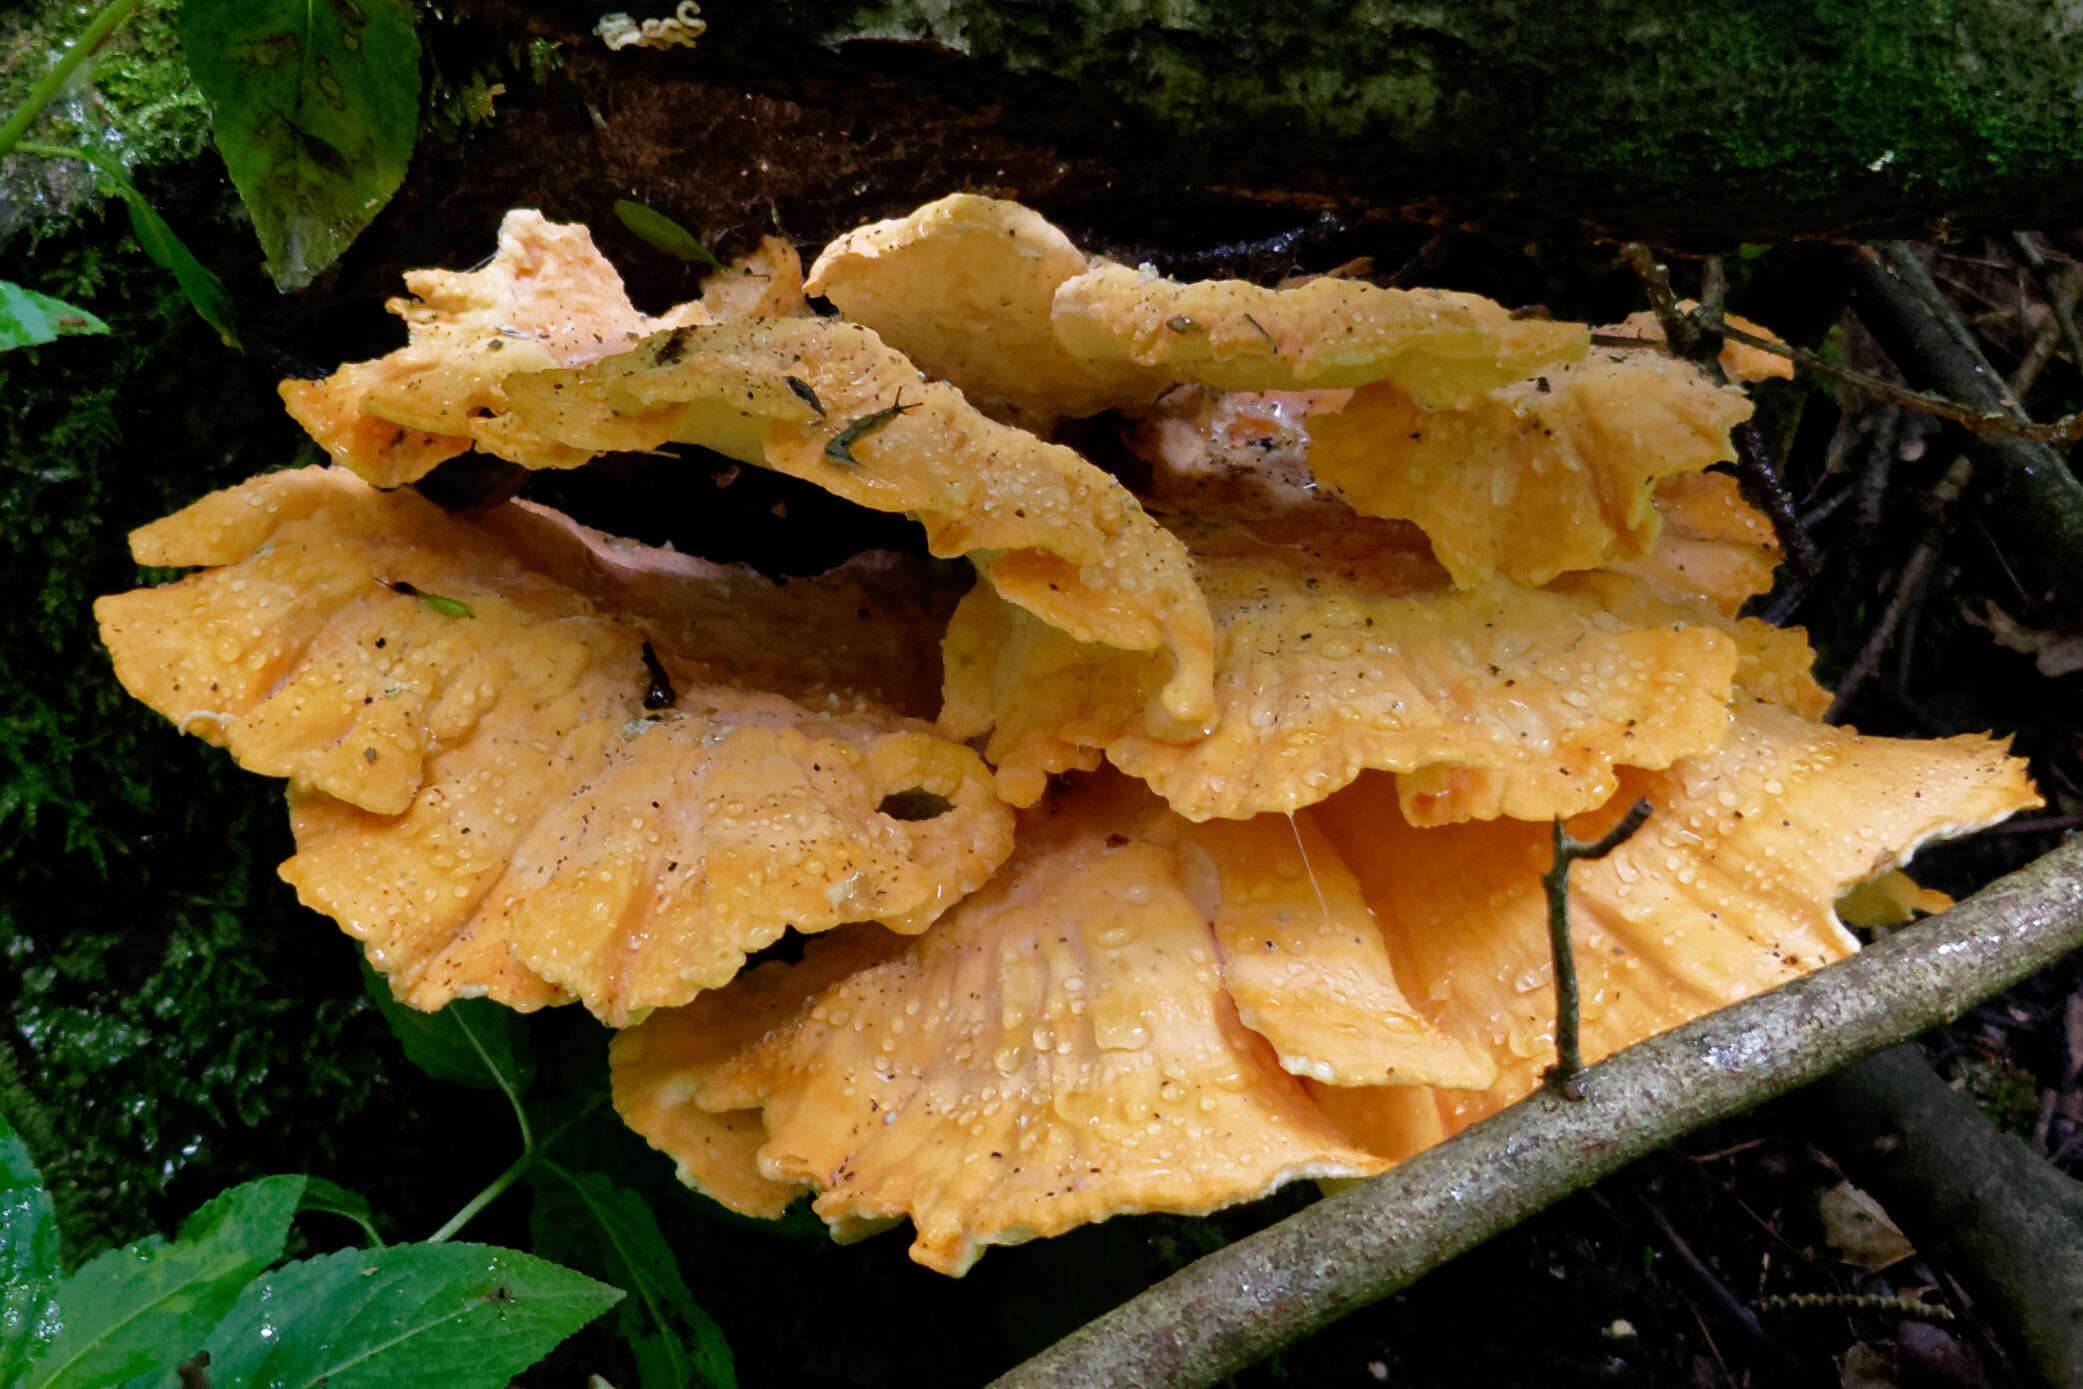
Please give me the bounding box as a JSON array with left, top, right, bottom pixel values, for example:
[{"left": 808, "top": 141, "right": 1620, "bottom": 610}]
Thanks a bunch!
[
  {"left": 114, "top": 188, "right": 240, "bottom": 349},
  {"left": 530, "top": 1164, "right": 735, "bottom": 1389},
  {"left": 198, "top": 1243, "right": 621, "bottom": 1389},
  {"left": 614, "top": 199, "right": 726, "bottom": 270},
  {"left": 177, "top": 0, "right": 421, "bottom": 290},
  {"left": 0, "top": 1113, "right": 61, "bottom": 1380},
  {"left": 22, "top": 1175, "right": 304, "bottom": 1389},
  {"left": 297, "top": 1177, "right": 383, "bottom": 1248},
  {"left": 359, "top": 960, "right": 536, "bottom": 1098},
  {"left": 0, "top": 282, "right": 109, "bottom": 352},
  {"left": 63, "top": 147, "right": 240, "bottom": 348}
]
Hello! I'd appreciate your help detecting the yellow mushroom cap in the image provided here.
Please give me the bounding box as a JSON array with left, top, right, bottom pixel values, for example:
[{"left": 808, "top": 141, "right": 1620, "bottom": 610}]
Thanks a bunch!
[
  {"left": 944, "top": 475, "right": 1748, "bottom": 825},
  {"left": 1307, "top": 347, "right": 1754, "bottom": 588},
  {"left": 280, "top": 209, "right": 710, "bottom": 487},
  {"left": 805, "top": 193, "right": 1165, "bottom": 426},
  {"left": 96, "top": 467, "right": 1014, "bottom": 1023},
  {"left": 1050, "top": 261, "right": 1587, "bottom": 402}
]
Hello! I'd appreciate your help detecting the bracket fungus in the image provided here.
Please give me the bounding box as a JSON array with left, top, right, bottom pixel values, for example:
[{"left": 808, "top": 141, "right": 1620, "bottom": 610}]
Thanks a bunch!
[{"left": 101, "top": 199, "right": 2041, "bottom": 1274}]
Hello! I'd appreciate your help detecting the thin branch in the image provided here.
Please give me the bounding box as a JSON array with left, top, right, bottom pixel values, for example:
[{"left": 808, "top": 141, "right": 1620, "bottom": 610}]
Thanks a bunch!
[
  {"left": 2016, "top": 235, "right": 2083, "bottom": 384},
  {"left": 991, "top": 836, "right": 2083, "bottom": 1389},
  {"left": 1730, "top": 422, "right": 1822, "bottom": 582},
  {"left": 2007, "top": 235, "right": 2083, "bottom": 400},
  {"left": 1543, "top": 799, "right": 1653, "bottom": 1095}
]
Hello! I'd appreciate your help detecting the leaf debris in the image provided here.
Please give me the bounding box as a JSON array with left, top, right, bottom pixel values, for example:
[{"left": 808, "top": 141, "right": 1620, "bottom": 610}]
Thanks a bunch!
[{"left": 823, "top": 395, "right": 917, "bottom": 465}]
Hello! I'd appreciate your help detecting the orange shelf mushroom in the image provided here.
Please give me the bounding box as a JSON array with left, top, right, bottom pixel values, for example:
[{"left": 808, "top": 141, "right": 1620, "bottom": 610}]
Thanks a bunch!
[
  {"left": 97, "top": 468, "right": 1013, "bottom": 1024},
  {"left": 282, "top": 210, "right": 806, "bottom": 487},
  {"left": 613, "top": 772, "right": 1472, "bottom": 1275},
  {"left": 101, "top": 196, "right": 2044, "bottom": 1276}
]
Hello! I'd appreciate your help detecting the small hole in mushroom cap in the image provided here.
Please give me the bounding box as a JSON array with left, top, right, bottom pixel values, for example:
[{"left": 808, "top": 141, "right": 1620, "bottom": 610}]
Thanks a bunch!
[{"left": 878, "top": 787, "right": 956, "bottom": 821}]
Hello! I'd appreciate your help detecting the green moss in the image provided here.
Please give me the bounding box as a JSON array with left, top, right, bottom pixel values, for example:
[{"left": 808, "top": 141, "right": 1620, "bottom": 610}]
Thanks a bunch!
[
  {"left": 767, "top": 0, "right": 2083, "bottom": 236},
  {"left": 0, "top": 220, "right": 419, "bottom": 1263},
  {"left": 1, "top": 0, "right": 210, "bottom": 238},
  {"left": 1949, "top": 1055, "right": 2044, "bottom": 1142}
]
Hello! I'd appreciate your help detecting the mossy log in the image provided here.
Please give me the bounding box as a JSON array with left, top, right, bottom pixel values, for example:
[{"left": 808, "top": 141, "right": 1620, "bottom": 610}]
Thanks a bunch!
[{"left": 473, "top": 0, "right": 2083, "bottom": 246}]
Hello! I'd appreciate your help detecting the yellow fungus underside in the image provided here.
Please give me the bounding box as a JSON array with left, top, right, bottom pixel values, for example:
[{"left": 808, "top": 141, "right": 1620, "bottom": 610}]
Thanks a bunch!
[
  {"left": 493, "top": 316, "right": 1218, "bottom": 733},
  {"left": 1612, "top": 472, "right": 1784, "bottom": 619}
]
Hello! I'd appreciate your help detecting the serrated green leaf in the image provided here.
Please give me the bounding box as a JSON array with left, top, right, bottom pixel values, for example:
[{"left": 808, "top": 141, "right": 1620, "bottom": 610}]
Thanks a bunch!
[
  {"left": 614, "top": 199, "right": 726, "bottom": 270},
  {"left": 0, "top": 1113, "right": 61, "bottom": 1381},
  {"left": 297, "top": 1177, "right": 383, "bottom": 1247},
  {"left": 177, "top": 0, "right": 421, "bottom": 290},
  {"left": 359, "top": 959, "right": 535, "bottom": 1098},
  {"left": 530, "top": 1164, "right": 735, "bottom": 1389},
  {"left": 0, "top": 281, "right": 109, "bottom": 352},
  {"left": 23, "top": 1175, "right": 304, "bottom": 1389},
  {"left": 199, "top": 1243, "right": 620, "bottom": 1389}
]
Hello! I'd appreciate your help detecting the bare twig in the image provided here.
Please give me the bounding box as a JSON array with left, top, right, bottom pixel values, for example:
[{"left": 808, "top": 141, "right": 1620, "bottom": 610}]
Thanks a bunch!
[
  {"left": 1730, "top": 423, "right": 1822, "bottom": 582},
  {"left": 1633, "top": 1191, "right": 1807, "bottom": 1375},
  {"left": 1543, "top": 799, "right": 1653, "bottom": 1096},
  {"left": 992, "top": 837, "right": 2083, "bottom": 1389},
  {"left": 2021, "top": 239, "right": 2083, "bottom": 383},
  {"left": 2007, "top": 236, "right": 2083, "bottom": 400}
]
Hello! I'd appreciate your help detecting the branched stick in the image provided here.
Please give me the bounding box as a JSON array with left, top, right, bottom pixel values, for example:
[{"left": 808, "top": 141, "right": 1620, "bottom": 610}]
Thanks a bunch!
[
  {"left": 991, "top": 836, "right": 2083, "bottom": 1389},
  {"left": 1608, "top": 250, "right": 1821, "bottom": 576},
  {"left": 1542, "top": 799, "right": 1653, "bottom": 1097},
  {"left": 1620, "top": 243, "right": 1723, "bottom": 380},
  {"left": 1731, "top": 422, "right": 1823, "bottom": 582}
]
